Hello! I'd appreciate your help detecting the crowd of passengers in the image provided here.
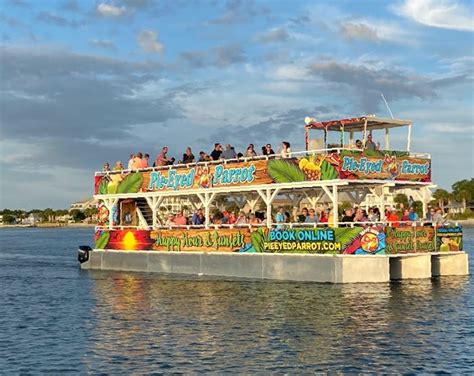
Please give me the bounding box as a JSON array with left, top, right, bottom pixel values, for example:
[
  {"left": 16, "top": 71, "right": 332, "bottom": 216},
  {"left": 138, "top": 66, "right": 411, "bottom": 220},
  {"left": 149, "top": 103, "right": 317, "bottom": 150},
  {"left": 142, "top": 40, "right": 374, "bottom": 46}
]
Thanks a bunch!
[
  {"left": 160, "top": 202, "right": 447, "bottom": 228},
  {"left": 101, "top": 134, "right": 381, "bottom": 172},
  {"left": 101, "top": 142, "right": 291, "bottom": 172}
]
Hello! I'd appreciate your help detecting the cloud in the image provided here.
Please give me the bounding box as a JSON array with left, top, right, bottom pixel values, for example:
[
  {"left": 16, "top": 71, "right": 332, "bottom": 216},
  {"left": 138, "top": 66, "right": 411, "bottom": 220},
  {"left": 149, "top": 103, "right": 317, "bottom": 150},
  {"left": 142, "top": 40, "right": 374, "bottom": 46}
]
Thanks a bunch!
[
  {"left": 97, "top": 3, "right": 127, "bottom": 17},
  {"left": 137, "top": 30, "right": 164, "bottom": 53},
  {"left": 180, "top": 50, "right": 209, "bottom": 68},
  {"left": 60, "top": 0, "right": 79, "bottom": 12},
  {"left": 0, "top": 46, "right": 179, "bottom": 142},
  {"left": 36, "top": 11, "right": 82, "bottom": 27},
  {"left": 90, "top": 38, "right": 116, "bottom": 50},
  {"left": 396, "top": 0, "right": 474, "bottom": 32},
  {"left": 340, "top": 23, "right": 380, "bottom": 42},
  {"left": 214, "top": 44, "right": 246, "bottom": 67},
  {"left": 122, "top": 0, "right": 153, "bottom": 9},
  {"left": 208, "top": 0, "right": 270, "bottom": 25},
  {"left": 255, "top": 28, "right": 290, "bottom": 43},
  {"left": 309, "top": 60, "right": 470, "bottom": 112},
  {"left": 205, "top": 106, "right": 338, "bottom": 150}
]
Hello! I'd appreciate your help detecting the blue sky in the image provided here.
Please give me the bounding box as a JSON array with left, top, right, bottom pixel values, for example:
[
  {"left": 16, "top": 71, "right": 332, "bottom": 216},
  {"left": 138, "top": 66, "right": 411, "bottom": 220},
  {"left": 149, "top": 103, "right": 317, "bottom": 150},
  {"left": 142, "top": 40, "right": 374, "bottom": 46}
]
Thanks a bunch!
[{"left": 0, "top": 0, "right": 473, "bottom": 209}]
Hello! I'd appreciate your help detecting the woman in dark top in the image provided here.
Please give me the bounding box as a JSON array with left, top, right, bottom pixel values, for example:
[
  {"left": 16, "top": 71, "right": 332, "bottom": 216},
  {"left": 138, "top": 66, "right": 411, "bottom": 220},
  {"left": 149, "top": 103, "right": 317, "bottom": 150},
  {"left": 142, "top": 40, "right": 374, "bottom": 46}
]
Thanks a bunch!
[{"left": 182, "top": 147, "right": 195, "bottom": 164}]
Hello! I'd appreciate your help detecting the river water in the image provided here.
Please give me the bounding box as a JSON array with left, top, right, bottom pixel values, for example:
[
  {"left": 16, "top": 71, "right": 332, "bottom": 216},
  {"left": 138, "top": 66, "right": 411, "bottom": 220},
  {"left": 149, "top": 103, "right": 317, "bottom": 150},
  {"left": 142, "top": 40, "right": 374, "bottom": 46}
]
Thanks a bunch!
[{"left": 0, "top": 227, "right": 473, "bottom": 373}]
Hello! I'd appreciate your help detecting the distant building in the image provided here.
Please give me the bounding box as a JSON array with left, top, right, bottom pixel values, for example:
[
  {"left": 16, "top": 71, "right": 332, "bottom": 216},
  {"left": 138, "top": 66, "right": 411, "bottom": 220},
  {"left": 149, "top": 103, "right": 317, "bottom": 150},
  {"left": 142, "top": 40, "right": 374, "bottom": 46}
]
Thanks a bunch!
[
  {"left": 25, "top": 213, "right": 42, "bottom": 225},
  {"left": 70, "top": 198, "right": 98, "bottom": 211}
]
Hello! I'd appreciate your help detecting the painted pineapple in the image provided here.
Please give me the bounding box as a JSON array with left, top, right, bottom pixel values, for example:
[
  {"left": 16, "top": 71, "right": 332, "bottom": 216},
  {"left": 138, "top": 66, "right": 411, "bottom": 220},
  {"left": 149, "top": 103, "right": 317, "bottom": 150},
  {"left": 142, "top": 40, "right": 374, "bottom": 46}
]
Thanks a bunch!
[{"left": 299, "top": 154, "right": 325, "bottom": 180}]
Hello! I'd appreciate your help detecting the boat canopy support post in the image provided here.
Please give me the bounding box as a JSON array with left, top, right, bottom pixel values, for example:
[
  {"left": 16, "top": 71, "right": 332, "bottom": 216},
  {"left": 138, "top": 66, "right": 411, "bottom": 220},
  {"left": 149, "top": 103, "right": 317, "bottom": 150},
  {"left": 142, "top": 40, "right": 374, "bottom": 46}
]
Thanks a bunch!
[
  {"left": 304, "top": 191, "right": 324, "bottom": 210},
  {"left": 363, "top": 118, "right": 368, "bottom": 146},
  {"left": 321, "top": 185, "right": 339, "bottom": 226},
  {"left": 102, "top": 198, "right": 119, "bottom": 230},
  {"left": 410, "top": 187, "right": 431, "bottom": 219},
  {"left": 197, "top": 192, "right": 217, "bottom": 229},
  {"left": 257, "top": 188, "right": 280, "bottom": 228},
  {"left": 385, "top": 128, "right": 390, "bottom": 150},
  {"left": 285, "top": 192, "right": 304, "bottom": 221},
  {"left": 145, "top": 196, "right": 165, "bottom": 229},
  {"left": 189, "top": 196, "right": 203, "bottom": 211},
  {"left": 345, "top": 189, "right": 366, "bottom": 205},
  {"left": 246, "top": 194, "right": 260, "bottom": 213},
  {"left": 407, "top": 124, "right": 412, "bottom": 151}
]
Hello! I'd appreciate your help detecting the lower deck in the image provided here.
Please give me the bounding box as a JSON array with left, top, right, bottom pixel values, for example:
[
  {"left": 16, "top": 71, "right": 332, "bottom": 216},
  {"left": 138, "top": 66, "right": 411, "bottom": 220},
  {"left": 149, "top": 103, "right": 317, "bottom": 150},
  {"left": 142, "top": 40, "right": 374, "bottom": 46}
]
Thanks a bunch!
[{"left": 81, "top": 250, "right": 469, "bottom": 283}]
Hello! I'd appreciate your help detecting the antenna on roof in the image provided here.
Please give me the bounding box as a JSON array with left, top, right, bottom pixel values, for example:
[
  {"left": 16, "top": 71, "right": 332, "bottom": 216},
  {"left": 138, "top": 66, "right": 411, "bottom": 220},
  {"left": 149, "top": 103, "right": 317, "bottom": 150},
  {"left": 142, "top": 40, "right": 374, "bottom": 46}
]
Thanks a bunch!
[{"left": 381, "top": 93, "right": 394, "bottom": 119}]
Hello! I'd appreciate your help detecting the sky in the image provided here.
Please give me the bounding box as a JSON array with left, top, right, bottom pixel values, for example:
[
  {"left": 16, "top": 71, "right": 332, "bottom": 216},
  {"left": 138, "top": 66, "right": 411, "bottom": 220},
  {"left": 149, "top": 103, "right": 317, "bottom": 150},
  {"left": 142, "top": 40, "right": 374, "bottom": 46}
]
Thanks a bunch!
[{"left": 0, "top": 0, "right": 473, "bottom": 209}]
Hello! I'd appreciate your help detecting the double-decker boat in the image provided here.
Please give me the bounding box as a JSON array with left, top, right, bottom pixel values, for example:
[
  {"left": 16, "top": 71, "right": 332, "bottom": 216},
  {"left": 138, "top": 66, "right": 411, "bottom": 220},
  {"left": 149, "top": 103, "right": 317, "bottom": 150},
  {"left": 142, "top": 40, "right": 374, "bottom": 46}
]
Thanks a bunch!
[{"left": 78, "top": 115, "right": 468, "bottom": 282}]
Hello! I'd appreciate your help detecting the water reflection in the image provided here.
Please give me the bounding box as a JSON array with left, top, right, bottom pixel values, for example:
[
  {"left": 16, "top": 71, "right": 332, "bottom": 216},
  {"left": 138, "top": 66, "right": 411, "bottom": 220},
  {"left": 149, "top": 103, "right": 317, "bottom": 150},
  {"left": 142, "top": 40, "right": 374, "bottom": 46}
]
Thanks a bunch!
[{"left": 86, "top": 272, "right": 471, "bottom": 373}]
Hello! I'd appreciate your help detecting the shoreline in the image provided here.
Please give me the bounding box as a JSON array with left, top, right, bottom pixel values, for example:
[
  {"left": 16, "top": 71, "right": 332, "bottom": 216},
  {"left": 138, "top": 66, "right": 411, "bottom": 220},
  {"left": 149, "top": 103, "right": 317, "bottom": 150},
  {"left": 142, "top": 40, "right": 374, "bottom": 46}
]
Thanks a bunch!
[{"left": 0, "top": 223, "right": 96, "bottom": 229}]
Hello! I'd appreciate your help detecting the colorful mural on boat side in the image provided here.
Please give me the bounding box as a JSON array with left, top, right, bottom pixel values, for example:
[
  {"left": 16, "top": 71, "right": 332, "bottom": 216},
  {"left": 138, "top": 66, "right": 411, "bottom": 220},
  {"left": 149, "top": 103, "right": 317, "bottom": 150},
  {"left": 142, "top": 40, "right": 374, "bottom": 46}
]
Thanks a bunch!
[
  {"left": 94, "top": 150, "right": 431, "bottom": 195},
  {"left": 436, "top": 226, "right": 463, "bottom": 252},
  {"left": 94, "top": 225, "right": 460, "bottom": 254}
]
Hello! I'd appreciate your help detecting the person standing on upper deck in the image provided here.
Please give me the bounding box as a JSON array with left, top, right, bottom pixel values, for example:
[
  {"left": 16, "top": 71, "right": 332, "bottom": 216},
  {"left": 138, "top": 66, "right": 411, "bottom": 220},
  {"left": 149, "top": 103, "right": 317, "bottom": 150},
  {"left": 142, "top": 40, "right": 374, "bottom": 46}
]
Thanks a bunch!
[
  {"left": 127, "top": 154, "right": 135, "bottom": 170},
  {"left": 262, "top": 144, "right": 275, "bottom": 156},
  {"left": 364, "top": 134, "right": 380, "bottom": 151},
  {"left": 280, "top": 142, "right": 291, "bottom": 158},
  {"left": 210, "top": 143, "right": 223, "bottom": 161},
  {"left": 221, "top": 144, "right": 237, "bottom": 160},
  {"left": 154, "top": 147, "right": 172, "bottom": 166},
  {"left": 182, "top": 147, "right": 195, "bottom": 164},
  {"left": 245, "top": 144, "right": 257, "bottom": 157}
]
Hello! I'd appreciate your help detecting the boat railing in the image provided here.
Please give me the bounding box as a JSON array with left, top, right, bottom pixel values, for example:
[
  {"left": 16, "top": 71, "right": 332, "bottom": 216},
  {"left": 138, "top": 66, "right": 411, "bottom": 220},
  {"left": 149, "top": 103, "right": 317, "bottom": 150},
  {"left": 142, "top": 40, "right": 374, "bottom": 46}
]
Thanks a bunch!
[
  {"left": 95, "top": 148, "right": 431, "bottom": 176},
  {"left": 95, "top": 219, "right": 451, "bottom": 232}
]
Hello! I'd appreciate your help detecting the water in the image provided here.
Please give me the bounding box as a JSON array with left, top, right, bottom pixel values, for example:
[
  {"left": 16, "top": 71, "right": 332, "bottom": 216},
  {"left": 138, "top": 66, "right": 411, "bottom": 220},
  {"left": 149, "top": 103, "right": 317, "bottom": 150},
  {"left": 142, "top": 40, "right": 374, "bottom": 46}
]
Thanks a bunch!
[{"left": 0, "top": 228, "right": 473, "bottom": 373}]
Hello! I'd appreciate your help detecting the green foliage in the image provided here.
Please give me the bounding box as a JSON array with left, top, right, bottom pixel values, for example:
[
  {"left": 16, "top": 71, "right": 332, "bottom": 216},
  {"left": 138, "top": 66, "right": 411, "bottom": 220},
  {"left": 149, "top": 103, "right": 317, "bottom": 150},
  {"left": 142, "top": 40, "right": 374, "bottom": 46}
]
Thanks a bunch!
[
  {"left": 394, "top": 193, "right": 408, "bottom": 208},
  {"left": 412, "top": 200, "right": 423, "bottom": 218},
  {"left": 451, "top": 179, "right": 474, "bottom": 202},
  {"left": 447, "top": 209, "right": 474, "bottom": 220},
  {"left": 334, "top": 227, "right": 364, "bottom": 248},
  {"left": 95, "top": 232, "right": 110, "bottom": 249},
  {"left": 250, "top": 228, "right": 266, "bottom": 253},
  {"left": 99, "top": 179, "right": 108, "bottom": 195},
  {"left": 2, "top": 214, "right": 16, "bottom": 224},
  {"left": 338, "top": 202, "right": 352, "bottom": 216},
  {"left": 320, "top": 160, "right": 339, "bottom": 180},
  {"left": 268, "top": 159, "right": 305, "bottom": 183},
  {"left": 117, "top": 173, "right": 143, "bottom": 194},
  {"left": 70, "top": 209, "right": 86, "bottom": 222}
]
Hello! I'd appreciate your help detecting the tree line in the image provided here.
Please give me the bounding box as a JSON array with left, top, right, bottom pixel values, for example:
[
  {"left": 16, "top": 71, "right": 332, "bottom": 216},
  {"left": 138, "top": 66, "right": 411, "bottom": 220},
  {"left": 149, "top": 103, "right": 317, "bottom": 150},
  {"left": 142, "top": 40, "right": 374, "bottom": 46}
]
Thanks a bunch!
[
  {"left": 0, "top": 207, "right": 98, "bottom": 224},
  {"left": 432, "top": 178, "right": 474, "bottom": 215}
]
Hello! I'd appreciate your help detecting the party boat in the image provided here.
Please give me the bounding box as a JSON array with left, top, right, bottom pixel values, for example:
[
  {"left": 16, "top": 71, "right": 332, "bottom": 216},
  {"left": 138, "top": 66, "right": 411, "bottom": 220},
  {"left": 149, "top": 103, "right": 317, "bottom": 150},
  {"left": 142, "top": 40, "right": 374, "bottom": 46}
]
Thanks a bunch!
[{"left": 78, "top": 115, "right": 468, "bottom": 282}]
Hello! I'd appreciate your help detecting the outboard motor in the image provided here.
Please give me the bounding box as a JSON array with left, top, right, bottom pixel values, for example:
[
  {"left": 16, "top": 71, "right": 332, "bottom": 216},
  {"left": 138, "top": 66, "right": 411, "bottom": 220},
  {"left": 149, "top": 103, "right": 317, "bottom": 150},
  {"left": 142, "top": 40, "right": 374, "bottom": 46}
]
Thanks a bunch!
[{"left": 78, "top": 245, "right": 92, "bottom": 264}]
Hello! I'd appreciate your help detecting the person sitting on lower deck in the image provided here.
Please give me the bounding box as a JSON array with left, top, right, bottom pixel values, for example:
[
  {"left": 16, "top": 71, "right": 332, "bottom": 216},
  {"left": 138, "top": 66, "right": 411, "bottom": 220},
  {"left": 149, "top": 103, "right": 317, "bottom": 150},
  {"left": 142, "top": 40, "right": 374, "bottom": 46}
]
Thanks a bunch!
[
  {"left": 386, "top": 208, "right": 400, "bottom": 228},
  {"left": 249, "top": 213, "right": 261, "bottom": 225},
  {"left": 275, "top": 207, "right": 286, "bottom": 229},
  {"left": 235, "top": 211, "right": 248, "bottom": 225},
  {"left": 191, "top": 208, "right": 205, "bottom": 225},
  {"left": 298, "top": 208, "right": 309, "bottom": 223},
  {"left": 304, "top": 208, "right": 318, "bottom": 223},
  {"left": 174, "top": 210, "right": 187, "bottom": 226},
  {"left": 165, "top": 213, "right": 175, "bottom": 227},
  {"left": 342, "top": 208, "right": 354, "bottom": 223}
]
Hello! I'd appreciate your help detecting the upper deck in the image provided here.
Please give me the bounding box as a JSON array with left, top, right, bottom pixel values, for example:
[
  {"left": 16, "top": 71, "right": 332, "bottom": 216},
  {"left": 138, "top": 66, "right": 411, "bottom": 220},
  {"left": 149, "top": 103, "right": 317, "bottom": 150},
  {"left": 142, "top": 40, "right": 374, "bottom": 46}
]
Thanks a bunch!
[
  {"left": 94, "top": 116, "right": 430, "bottom": 198},
  {"left": 94, "top": 148, "right": 431, "bottom": 197}
]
